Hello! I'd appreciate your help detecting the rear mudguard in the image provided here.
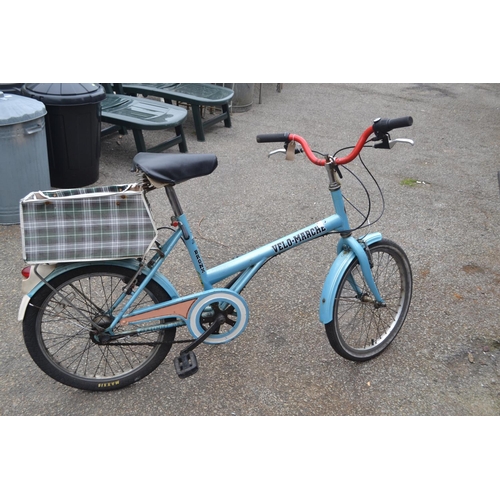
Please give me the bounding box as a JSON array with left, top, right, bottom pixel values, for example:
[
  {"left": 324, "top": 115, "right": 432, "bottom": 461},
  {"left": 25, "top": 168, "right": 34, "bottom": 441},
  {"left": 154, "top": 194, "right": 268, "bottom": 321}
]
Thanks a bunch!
[
  {"left": 319, "top": 232, "right": 382, "bottom": 325},
  {"left": 17, "top": 259, "right": 179, "bottom": 321}
]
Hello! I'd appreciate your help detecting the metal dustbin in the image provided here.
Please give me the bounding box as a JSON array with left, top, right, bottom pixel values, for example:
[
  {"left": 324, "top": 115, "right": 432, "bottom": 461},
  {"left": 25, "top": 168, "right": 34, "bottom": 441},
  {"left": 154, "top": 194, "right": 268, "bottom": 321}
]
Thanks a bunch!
[
  {"left": 0, "top": 92, "right": 51, "bottom": 225},
  {"left": 22, "top": 83, "right": 106, "bottom": 188},
  {"left": 232, "top": 83, "right": 255, "bottom": 112}
]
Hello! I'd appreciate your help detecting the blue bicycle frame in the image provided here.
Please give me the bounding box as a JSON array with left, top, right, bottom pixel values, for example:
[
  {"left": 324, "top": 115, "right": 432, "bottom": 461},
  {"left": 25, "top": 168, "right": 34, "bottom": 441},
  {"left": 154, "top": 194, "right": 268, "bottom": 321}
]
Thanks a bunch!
[
  {"left": 108, "top": 167, "right": 385, "bottom": 334},
  {"left": 17, "top": 117, "right": 415, "bottom": 389}
]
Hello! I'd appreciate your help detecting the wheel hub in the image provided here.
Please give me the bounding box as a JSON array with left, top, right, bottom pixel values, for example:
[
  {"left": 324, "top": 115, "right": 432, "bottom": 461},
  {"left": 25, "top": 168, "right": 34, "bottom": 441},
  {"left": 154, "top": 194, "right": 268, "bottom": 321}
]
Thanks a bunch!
[{"left": 89, "top": 314, "right": 113, "bottom": 344}]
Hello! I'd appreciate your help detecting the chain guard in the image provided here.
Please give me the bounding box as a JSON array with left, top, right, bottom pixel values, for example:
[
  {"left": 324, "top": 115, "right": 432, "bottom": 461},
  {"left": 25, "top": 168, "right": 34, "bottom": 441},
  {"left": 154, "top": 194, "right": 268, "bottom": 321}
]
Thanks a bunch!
[{"left": 187, "top": 290, "right": 249, "bottom": 345}]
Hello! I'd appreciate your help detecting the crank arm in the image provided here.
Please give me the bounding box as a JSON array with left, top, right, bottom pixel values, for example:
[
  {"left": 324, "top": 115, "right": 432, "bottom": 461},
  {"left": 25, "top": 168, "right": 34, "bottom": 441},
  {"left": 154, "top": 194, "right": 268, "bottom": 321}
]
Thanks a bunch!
[{"left": 181, "top": 314, "right": 225, "bottom": 354}]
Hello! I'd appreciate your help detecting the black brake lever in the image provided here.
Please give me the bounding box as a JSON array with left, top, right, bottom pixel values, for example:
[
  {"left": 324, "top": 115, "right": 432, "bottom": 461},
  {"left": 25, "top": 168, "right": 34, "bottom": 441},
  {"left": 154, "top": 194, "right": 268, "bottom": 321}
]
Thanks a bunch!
[{"left": 373, "top": 133, "right": 391, "bottom": 149}]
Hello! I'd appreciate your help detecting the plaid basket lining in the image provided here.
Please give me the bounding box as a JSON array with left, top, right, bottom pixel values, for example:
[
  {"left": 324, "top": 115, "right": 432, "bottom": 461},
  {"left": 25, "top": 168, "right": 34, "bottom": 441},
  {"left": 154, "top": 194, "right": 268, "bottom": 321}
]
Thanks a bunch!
[{"left": 21, "top": 185, "right": 156, "bottom": 263}]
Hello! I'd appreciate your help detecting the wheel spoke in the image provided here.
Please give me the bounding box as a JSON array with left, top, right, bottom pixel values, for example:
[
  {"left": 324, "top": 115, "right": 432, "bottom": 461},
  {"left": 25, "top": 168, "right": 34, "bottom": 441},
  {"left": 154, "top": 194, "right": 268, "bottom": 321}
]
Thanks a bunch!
[
  {"left": 24, "top": 266, "right": 176, "bottom": 390},
  {"left": 326, "top": 240, "right": 412, "bottom": 361}
]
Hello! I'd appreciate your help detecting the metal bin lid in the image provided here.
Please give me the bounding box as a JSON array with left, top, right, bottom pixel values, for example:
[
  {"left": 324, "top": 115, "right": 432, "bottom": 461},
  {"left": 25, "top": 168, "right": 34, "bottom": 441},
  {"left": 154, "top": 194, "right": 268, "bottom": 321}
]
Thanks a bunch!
[{"left": 0, "top": 91, "right": 47, "bottom": 126}]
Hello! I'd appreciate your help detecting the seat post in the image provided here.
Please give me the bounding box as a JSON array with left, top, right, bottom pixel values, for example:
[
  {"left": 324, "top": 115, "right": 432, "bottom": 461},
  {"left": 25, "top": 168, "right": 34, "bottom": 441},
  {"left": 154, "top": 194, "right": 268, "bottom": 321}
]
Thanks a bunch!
[{"left": 164, "top": 185, "right": 183, "bottom": 217}]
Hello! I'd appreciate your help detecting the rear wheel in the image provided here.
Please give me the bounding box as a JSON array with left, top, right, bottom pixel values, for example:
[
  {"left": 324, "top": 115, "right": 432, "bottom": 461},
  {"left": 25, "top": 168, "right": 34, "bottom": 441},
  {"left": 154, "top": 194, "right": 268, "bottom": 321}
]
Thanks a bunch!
[
  {"left": 325, "top": 239, "right": 412, "bottom": 361},
  {"left": 23, "top": 265, "right": 176, "bottom": 391}
]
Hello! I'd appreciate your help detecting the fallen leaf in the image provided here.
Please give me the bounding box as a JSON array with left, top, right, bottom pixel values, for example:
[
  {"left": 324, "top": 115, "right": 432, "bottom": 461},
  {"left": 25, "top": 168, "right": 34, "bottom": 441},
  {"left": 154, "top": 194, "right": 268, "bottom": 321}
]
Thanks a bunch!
[{"left": 468, "top": 353, "right": 474, "bottom": 363}]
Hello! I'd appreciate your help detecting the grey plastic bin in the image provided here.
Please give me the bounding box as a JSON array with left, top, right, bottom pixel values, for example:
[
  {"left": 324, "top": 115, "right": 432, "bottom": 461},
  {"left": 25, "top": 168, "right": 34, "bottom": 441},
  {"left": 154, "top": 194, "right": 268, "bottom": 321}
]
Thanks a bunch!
[{"left": 0, "top": 92, "right": 51, "bottom": 225}]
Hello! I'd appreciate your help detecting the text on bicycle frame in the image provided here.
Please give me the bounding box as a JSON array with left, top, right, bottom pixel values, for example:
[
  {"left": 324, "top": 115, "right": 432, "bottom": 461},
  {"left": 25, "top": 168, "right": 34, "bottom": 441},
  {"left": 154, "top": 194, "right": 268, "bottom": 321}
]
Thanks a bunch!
[{"left": 272, "top": 224, "right": 327, "bottom": 254}]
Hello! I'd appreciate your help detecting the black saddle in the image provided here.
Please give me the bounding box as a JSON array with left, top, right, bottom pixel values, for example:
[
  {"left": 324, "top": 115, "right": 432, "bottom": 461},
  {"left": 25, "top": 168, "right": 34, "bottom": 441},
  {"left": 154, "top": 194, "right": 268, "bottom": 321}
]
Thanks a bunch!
[{"left": 133, "top": 153, "right": 218, "bottom": 186}]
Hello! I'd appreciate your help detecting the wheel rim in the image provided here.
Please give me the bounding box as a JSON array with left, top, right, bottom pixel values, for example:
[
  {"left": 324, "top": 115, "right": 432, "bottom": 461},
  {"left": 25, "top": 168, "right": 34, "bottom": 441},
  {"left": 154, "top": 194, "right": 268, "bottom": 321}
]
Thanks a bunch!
[
  {"left": 36, "top": 271, "right": 170, "bottom": 383},
  {"left": 335, "top": 247, "right": 409, "bottom": 355}
]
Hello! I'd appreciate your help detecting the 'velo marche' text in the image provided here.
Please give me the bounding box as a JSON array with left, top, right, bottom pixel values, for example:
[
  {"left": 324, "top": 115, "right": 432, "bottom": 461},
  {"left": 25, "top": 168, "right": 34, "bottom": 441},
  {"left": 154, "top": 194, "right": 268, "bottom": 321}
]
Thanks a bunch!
[{"left": 271, "top": 225, "right": 327, "bottom": 253}]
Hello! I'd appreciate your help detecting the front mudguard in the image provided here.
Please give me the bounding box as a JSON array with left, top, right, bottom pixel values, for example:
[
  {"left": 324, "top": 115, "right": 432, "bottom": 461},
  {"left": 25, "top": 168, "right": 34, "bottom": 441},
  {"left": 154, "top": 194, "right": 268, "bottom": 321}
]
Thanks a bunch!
[
  {"left": 17, "top": 259, "right": 179, "bottom": 321},
  {"left": 319, "top": 232, "right": 382, "bottom": 325}
]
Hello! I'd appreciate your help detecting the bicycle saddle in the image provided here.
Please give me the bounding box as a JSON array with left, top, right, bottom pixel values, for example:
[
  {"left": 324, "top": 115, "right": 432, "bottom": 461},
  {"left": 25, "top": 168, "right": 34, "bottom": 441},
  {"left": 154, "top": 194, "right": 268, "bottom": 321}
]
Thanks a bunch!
[{"left": 133, "top": 153, "right": 218, "bottom": 186}]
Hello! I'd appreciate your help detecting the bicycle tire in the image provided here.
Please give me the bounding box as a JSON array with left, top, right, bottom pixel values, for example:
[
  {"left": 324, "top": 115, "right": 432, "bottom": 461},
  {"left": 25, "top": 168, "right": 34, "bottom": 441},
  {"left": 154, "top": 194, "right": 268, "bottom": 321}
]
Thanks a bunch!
[
  {"left": 325, "top": 239, "right": 412, "bottom": 361},
  {"left": 23, "top": 265, "right": 176, "bottom": 391}
]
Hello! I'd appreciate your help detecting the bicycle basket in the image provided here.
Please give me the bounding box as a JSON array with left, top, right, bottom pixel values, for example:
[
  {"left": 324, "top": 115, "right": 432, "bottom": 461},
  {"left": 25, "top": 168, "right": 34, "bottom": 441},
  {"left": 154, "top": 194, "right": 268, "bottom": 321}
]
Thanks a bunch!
[{"left": 20, "top": 184, "right": 157, "bottom": 264}]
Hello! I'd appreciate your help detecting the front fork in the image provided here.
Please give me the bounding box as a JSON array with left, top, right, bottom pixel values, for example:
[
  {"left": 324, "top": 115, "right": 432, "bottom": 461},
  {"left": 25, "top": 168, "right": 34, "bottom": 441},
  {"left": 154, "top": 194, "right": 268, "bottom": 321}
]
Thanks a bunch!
[
  {"left": 337, "top": 237, "right": 385, "bottom": 306},
  {"left": 328, "top": 161, "right": 385, "bottom": 306}
]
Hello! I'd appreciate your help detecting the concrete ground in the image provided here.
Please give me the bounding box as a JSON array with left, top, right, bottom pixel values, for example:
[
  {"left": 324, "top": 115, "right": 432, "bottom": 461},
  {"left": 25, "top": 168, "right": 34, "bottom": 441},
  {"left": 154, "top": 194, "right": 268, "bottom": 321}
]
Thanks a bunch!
[{"left": 1, "top": 83, "right": 499, "bottom": 416}]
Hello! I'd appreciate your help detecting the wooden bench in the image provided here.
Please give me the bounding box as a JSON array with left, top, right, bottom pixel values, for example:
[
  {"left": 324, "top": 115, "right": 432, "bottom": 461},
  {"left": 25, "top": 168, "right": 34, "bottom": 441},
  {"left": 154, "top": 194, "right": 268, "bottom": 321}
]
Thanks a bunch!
[
  {"left": 100, "top": 84, "right": 188, "bottom": 153},
  {"left": 121, "top": 83, "right": 234, "bottom": 142}
]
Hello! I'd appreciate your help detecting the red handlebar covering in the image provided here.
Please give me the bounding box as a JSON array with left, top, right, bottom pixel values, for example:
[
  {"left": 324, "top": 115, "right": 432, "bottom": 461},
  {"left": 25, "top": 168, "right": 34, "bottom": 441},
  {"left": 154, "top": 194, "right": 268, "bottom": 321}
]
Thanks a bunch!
[
  {"left": 333, "top": 125, "right": 375, "bottom": 165},
  {"left": 289, "top": 125, "right": 375, "bottom": 166},
  {"left": 288, "top": 134, "right": 326, "bottom": 166}
]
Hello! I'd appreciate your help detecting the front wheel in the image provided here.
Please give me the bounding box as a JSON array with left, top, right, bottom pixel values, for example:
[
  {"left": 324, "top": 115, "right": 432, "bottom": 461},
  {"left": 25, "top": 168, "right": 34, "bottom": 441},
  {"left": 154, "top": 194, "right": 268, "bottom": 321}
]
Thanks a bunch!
[
  {"left": 325, "top": 239, "right": 412, "bottom": 361},
  {"left": 23, "top": 265, "right": 176, "bottom": 391}
]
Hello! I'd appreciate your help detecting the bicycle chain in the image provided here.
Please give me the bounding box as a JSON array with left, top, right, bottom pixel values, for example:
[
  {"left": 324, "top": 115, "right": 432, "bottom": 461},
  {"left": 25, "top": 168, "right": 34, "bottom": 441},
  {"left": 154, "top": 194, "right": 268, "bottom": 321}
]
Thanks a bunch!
[{"left": 102, "top": 338, "right": 192, "bottom": 346}]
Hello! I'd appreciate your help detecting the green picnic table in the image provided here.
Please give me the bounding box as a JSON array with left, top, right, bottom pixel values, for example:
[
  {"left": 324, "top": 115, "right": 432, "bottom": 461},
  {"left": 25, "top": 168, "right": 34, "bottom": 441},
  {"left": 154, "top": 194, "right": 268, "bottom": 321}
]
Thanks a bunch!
[{"left": 122, "top": 83, "right": 234, "bottom": 142}]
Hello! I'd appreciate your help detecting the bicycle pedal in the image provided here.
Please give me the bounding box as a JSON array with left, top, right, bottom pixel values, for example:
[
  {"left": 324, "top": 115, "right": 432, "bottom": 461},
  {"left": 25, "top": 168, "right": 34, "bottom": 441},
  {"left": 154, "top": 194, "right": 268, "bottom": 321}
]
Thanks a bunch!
[{"left": 174, "top": 351, "right": 199, "bottom": 379}]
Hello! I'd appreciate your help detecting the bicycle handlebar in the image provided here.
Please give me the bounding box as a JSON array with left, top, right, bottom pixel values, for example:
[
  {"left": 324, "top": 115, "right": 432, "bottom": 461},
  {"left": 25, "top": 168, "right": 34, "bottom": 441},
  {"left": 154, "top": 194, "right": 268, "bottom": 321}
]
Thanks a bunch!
[
  {"left": 256, "top": 133, "right": 290, "bottom": 143},
  {"left": 256, "top": 116, "right": 413, "bottom": 167},
  {"left": 373, "top": 116, "right": 413, "bottom": 134}
]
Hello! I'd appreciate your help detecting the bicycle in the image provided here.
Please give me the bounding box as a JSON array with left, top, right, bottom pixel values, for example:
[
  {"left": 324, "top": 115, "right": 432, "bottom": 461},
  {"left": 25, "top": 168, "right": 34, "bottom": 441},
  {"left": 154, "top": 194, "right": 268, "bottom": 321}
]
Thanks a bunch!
[{"left": 19, "top": 116, "right": 414, "bottom": 391}]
